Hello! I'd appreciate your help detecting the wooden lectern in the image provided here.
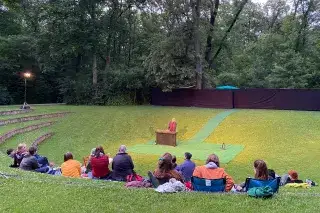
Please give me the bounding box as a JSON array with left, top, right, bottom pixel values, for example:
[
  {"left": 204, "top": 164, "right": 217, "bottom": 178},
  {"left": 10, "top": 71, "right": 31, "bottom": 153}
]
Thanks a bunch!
[{"left": 155, "top": 130, "right": 177, "bottom": 147}]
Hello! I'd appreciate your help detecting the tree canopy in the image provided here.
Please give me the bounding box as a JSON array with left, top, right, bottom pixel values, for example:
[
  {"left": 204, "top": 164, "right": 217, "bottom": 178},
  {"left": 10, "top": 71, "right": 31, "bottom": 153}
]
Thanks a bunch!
[{"left": 0, "top": 0, "right": 319, "bottom": 105}]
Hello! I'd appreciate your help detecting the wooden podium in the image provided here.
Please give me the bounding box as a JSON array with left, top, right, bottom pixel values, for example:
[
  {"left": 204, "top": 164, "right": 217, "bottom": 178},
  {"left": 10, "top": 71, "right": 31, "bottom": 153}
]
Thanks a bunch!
[{"left": 155, "top": 130, "right": 177, "bottom": 147}]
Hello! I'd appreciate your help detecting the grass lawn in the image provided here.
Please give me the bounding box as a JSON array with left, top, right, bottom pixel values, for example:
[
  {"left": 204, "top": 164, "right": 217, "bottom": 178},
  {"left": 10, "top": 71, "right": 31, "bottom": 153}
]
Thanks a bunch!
[{"left": 1, "top": 105, "right": 320, "bottom": 212}]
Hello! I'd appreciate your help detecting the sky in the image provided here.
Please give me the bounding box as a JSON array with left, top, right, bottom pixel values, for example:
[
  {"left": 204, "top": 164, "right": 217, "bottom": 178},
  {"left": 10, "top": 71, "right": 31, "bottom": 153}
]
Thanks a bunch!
[{"left": 252, "top": 0, "right": 268, "bottom": 4}]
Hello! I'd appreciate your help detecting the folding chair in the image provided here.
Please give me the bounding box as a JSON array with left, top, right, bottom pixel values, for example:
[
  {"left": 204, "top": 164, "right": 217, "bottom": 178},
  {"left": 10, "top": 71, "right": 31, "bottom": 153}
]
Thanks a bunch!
[
  {"left": 244, "top": 177, "right": 281, "bottom": 193},
  {"left": 191, "top": 176, "right": 226, "bottom": 192}
]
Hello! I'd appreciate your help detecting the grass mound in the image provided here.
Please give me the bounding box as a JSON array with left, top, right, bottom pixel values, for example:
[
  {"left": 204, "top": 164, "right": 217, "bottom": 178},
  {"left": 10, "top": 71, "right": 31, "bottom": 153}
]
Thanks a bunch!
[{"left": 1, "top": 105, "right": 320, "bottom": 212}]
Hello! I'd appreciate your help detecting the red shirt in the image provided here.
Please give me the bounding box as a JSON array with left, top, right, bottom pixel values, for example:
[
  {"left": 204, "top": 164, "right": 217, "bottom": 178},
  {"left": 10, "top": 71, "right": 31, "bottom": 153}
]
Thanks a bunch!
[
  {"left": 168, "top": 121, "right": 177, "bottom": 132},
  {"left": 91, "top": 155, "right": 110, "bottom": 178}
]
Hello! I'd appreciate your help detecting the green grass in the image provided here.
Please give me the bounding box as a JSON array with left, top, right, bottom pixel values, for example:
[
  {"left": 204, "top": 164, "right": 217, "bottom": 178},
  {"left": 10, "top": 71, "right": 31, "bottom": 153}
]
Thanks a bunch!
[
  {"left": 0, "top": 105, "right": 71, "bottom": 119},
  {"left": 1, "top": 105, "right": 320, "bottom": 212},
  {"left": 0, "top": 117, "right": 60, "bottom": 134}
]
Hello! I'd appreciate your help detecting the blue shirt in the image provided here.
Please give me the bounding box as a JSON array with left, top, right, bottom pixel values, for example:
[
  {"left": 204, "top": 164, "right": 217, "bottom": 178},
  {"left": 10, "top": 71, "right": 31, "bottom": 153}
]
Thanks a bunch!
[{"left": 176, "top": 160, "right": 196, "bottom": 181}]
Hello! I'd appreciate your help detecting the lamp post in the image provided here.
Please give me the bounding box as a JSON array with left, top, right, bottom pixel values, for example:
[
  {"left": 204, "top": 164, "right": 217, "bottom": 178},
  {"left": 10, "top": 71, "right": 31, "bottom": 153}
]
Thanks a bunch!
[{"left": 21, "top": 72, "right": 32, "bottom": 109}]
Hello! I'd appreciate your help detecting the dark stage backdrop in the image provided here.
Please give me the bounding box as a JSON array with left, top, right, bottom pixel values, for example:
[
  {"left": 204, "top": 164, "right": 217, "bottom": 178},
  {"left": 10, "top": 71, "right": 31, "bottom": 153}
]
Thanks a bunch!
[{"left": 151, "top": 89, "right": 320, "bottom": 111}]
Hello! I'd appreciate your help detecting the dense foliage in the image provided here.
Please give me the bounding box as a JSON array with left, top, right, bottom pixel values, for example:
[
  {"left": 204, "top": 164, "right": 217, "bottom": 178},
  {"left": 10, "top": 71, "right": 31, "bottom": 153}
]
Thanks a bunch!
[{"left": 0, "top": 0, "right": 319, "bottom": 104}]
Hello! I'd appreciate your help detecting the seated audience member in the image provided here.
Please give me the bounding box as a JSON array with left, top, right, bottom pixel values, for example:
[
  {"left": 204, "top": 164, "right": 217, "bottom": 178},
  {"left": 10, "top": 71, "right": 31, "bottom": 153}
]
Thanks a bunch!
[
  {"left": 172, "top": 155, "right": 177, "bottom": 169},
  {"left": 12, "top": 143, "right": 28, "bottom": 167},
  {"left": 84, "top": 148, "right": 96, "bottom": 174},
  {"left": 112, "top": 145, "right": 134, "bottom": 181},
  {"left": 176, "top": 152, "right": 196, "bottom": 182},
  {"left": 268, "top": 169, "right": 276, "bottom": 179},
  {"left": 193, "top": 154, "right": 234, "bottom": 192},
  {"left": 33, "top": 147, "right": 50, "bottom": 168},
  {"left": 61, "top": 152, "right": 81, "bottom": 178},
  {"left": 154, "top": 153, "right": 184, "bottom": 185},
  {"left": 91, "top": 146, "right": 111, "bottom": 179},
  {"left": 7, "top": 148, "right": 15, "bottom": 158},
  {"left": 19, "top": 146, "right": 40, "bottom": 171},
  {"left": 236, "top": 160, "right": 270, "bottom": 191},
  {"left": 286, "top": 170, "right": 303, "bottom": 184}
]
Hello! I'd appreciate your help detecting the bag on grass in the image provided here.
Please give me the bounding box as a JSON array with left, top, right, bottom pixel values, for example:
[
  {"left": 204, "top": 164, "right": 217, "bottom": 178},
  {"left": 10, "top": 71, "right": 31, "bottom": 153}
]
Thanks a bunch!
[
  {"left": 247, "top": 186, "right": 274, "bottom": 198},
  {"left": 126, "top": 172, "right": 143, "bottom": 182}
]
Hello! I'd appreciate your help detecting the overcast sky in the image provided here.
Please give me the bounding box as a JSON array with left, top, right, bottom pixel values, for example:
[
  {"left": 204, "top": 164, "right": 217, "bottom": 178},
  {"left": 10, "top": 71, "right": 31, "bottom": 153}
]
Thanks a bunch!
[{"left": 252, "top": 0, "right": 268, "bottom": 4}]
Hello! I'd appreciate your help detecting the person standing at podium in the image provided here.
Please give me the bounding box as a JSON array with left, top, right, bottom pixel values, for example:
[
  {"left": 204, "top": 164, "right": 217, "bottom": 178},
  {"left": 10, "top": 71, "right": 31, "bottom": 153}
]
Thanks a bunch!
[{"left": 168, "top": 118, "right": 177, "bottom": 132}]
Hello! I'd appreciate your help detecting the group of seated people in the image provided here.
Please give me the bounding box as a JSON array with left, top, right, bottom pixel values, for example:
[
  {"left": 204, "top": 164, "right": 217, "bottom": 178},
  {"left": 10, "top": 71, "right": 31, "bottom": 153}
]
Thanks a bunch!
[
  {"left": 6, "top": 143, "right": 304, "bottom": 191},
  {"left": 7, "top": 143, "right": 135, "bottom": 181}
]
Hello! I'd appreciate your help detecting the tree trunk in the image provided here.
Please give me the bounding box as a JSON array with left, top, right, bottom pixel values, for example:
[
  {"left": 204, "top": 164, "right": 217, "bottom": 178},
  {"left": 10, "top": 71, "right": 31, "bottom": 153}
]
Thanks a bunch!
[
  {"left": 205, "top": 0, "right": 220, "bottom": 69},
  {"left": 212, "top": 0, "right": 248, "bottom": 61},
  {"left": 295, "top": 0, "right": 313, "bottom": 52},
  {"left": 192, "top": 0, "right": 202, "bottom": 90},
  {"left": 92, "top": 54, "right": 97, "bottom": 86}
]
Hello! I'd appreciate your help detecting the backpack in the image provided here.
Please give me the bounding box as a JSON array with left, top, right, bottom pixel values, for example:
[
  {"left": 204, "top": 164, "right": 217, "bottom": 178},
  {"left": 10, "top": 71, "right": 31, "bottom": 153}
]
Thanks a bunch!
[
  {"left": 247, "top": 186, "right": 274, "bottom": 198},
  {"left": 126, "top": 173, "right": 143, "bottom": 182}
]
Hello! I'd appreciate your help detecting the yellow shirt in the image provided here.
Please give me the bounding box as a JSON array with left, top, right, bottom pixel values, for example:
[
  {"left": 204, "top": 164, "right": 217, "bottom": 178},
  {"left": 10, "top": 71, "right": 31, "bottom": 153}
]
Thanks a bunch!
[{"left": 61, "top": 159, "right": 81, "bottom": 178}]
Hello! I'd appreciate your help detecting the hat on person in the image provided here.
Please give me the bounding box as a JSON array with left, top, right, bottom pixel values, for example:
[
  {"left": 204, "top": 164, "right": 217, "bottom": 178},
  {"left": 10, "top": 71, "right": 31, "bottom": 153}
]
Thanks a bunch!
[{"left": 288, "top": 170, "right": 299, "bottom": 180}]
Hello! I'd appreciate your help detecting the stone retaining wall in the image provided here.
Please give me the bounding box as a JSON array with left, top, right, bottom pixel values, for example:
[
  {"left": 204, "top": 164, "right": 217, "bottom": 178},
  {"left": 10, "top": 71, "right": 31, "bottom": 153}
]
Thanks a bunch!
[
  {"left": 0, "top": 121, "right": 55, "bottom": 144},
  {"left": 32, "top": 132, "right": 54, "bottom": 147},
  {"left": 0, "top": 112, "right": 71, "bottom": 126},
  {"left": 0, "top": 109, "right": 34, "bottom": 116}
]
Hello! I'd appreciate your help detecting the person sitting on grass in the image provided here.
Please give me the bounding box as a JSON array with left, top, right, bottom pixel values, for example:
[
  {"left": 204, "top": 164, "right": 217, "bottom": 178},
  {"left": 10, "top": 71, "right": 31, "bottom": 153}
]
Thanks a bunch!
[
  {"left": 61, "top": 152, "right": 81, "bottom": 178},
  {"left": 19, "top": 146, "right": 40, "bottom": 171},
  {"left": 6, "top": 148, "right": 15, "bottom": 158},
  {"left": 11, "top": 143, "right": 28, "bottom": 167},
  {"left": 192, "top": 154, "right": 234, "bottom": 192},
  {"left": 84, "top": 148, "right": 96, "bottom": 174},
  {"left": 153, "top": 153, "right": 184, "bottom": 185},
  {"left": 172, "top": 155, "right": 177, "bottom": 169},
  {"left": 91, "top": 146, "right": 111, "bottom": 179},
  {"left": 176, "top": 152, "right": 196, "bottom": 182},
  {"left": 32, "top": 147, "right": 50, "bottom": 168},
  {"left": 235, "top": 160, "right": 270, "bottom": 191},
  {"left": 111, "top": 145, "right": 134, "bottom": 181}
]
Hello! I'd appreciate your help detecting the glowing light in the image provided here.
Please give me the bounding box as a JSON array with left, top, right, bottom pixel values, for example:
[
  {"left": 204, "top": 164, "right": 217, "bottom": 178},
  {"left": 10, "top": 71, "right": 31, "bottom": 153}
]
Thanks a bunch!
[{"left": 24, "top": 72, "right": 31, "bottom": 78}]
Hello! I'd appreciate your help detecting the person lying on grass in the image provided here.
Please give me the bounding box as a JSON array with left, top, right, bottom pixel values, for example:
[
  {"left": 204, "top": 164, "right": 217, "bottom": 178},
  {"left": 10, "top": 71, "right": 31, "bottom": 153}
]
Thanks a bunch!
[
  {"left": 153, "top": 153, "right": 184, "bottom": 185},
  {"left": 90, "top": 146, "right": 111, "bottom": 179},
  {"left": 192, "top": 154, "right": 235, "bottom": 192},
  {"left": 235, "top": 160, "right": 270, "bottom": 191},
  {"left": 283, "top": 170, "right": 303, "bottom": 184},
  {"left": 111, "top": 145, "right": 134, "bottom": 181},
  {"left": 61, "top": 152, "right": 81, "bottom": 178}
]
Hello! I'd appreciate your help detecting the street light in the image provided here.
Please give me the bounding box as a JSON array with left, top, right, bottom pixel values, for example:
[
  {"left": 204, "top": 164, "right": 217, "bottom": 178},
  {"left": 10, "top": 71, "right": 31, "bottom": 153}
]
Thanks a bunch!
[{"left": 21, "top": 72, "right": 32, "bottom": 109}]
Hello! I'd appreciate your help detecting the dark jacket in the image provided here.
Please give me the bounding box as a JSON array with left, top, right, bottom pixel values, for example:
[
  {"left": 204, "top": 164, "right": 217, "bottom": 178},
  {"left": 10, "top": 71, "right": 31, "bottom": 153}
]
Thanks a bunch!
[
  {"left": 12, "top": 152, "right": 27, "bottom": 167},
  {"left": 34, "top": 154, "right": 49, "bottom": 167},
  {"left": 111, "top": 153, "right": 134, "bottom": 181},
  {"left": 19, "top": 154, "right": 39, "bottom": 171}
]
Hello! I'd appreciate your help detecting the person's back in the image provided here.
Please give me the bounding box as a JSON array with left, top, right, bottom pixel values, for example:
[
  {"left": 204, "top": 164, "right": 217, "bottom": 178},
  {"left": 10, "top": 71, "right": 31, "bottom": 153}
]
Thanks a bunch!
[
  {"left": 112, "top": 151, "right": 134, "bottom": 181},
  {"left": 154, "top": 153, "right": 184, "bottom": 185},
  {"left": 176, "top": 152, "right": 196, "bottom": 181},
  {"left": 177, "top": 160, "right": 195, "bottom": 181},
  {"left": 91, "top": 155, "right": 110, "bottom": 178},
  {"left": 20, "top": 154, "right": 39, "bottom": 171},
  {"left": 34, "top": 154, "right": 49, "bottom": 167},
  {"left": 61, "top": 152, "right": 81, "bottom": 178},
  {"left": 193, "top": 154, "right": 234, "bottom": 191},
  {"left": 61, "top": 159, "right": 81, "bottom": 178}
]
